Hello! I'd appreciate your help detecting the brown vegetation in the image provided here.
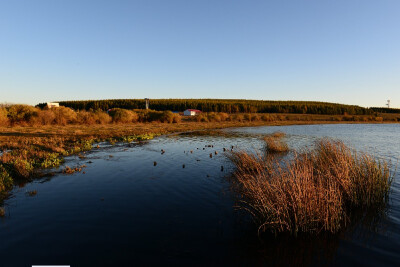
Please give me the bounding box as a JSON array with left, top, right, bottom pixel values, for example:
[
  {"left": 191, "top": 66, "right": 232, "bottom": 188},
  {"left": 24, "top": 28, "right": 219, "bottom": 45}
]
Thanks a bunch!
[
  {"left": 228, "top": 139, "right": 393, "bottom": 235},
  {"left": 0, "top": 108, "right": 8, "bottom": 126},
  {"left": 264, "top": 132, "right": 289, "bottom": 153},
  {"left": 1, "top": 103, "right": 399, "bottom": 127}
]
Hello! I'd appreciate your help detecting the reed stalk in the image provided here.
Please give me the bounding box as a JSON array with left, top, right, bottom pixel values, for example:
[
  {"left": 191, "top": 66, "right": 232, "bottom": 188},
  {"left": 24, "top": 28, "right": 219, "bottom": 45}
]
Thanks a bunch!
[{"left": 228, "top": 139, "right": 394, "bottom": 235}]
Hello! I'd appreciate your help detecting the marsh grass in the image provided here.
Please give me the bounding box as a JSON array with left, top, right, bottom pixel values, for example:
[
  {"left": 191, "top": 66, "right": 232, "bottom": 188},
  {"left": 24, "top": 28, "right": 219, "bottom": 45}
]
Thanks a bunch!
[
  {"left": 270, "top": 131, "right": 286, "bottom": 138},
  {"left": 228, "top": 139, "right": 393, "bottom": 235},
  {"left": 264, "top": 132, "right": 289, "bottom": 153}
]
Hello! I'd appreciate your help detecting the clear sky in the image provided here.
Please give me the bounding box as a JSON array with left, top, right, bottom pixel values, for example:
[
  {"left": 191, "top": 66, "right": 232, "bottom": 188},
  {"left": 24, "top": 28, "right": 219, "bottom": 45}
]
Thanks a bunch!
[{"left": 1, "top": 0, "right": 399, "bottom": 108}]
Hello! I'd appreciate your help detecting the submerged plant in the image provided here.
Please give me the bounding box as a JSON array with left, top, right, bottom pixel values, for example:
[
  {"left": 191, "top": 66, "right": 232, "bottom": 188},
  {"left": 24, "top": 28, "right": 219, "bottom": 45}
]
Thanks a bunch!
[{"left": 228, "top": 139, "right": 394, "bottom": 235}]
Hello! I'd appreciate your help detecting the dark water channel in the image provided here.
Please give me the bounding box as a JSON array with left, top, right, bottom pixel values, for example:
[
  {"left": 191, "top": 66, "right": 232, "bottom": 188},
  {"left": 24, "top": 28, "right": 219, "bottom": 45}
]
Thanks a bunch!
[{"left": 0, "top": 124, "right": 399, "bottom": 266}]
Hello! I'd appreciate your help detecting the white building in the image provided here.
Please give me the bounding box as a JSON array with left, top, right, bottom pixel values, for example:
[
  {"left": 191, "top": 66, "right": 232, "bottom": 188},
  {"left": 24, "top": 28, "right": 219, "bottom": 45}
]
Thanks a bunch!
[
  {"left": 46, "top": 102, "right": 60, "bottom": 108},
  {"left": 183, "top": 109, "right": 202, "bottom": 116}
]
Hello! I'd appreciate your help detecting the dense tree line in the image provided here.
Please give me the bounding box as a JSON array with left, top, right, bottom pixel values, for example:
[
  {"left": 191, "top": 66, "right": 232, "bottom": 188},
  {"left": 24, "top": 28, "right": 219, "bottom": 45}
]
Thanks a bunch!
[
  {"left": 370, "top": 107, "right": 400, "bottom": 114},
  {"left": 37, "top": 99, "right": 373, "bottom": 115}
]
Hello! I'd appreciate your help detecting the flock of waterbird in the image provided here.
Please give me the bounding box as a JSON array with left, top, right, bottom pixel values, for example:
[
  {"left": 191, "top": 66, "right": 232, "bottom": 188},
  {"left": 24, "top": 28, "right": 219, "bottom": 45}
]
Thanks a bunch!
[{"left": 152, "top": 144, "right": 235, "bottom": 175}]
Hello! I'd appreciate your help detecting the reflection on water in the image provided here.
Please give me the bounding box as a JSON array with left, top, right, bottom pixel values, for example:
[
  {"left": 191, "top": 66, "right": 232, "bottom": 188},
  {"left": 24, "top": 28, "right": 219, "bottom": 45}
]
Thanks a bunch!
[{"left": 0, "top": 124, "right": 399, "bottom": 266}]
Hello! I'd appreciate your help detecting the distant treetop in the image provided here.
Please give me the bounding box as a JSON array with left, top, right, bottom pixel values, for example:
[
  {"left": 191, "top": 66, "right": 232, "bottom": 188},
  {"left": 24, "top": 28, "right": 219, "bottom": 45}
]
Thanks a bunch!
[{"left": 37, "top": 99, "right": 374, "bottom": 115}]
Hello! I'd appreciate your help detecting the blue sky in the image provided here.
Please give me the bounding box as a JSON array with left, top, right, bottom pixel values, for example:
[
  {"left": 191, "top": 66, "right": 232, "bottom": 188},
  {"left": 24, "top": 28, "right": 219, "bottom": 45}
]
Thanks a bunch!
[{"left": 1, "top": 0, "right": 399, "bottom": 107}]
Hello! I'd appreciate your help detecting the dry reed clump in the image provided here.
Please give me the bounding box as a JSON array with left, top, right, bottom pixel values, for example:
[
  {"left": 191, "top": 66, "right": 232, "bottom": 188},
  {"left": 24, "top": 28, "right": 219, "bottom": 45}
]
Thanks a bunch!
[
  {"left": 63, "top": 165, "right": 86, "bottom": 174},
  {"left": 264, "top": 132, "right": 289, "bottom": 153},
  {"left": 228, "top": 139, "right": 393, "bottom": 235},
  {"left": 270, "top": 131, "right": 286, "bottom": 138}
]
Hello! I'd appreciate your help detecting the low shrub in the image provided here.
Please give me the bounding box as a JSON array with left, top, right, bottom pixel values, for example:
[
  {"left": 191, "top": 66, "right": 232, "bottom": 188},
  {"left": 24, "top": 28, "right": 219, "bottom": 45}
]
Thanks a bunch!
[
  {"left": 0, "top": 108, "right": 8, "bottom": 126},
  {"left": 233, "top": 114, "right": 244, "bottom": 122},
  {"left": 147, "top": 110, "right": 164, "bottom": 122},
  {"left": 95, "top": 110, "right": 112, "bottom": 124},
  {"left": 160, "top": 111, "right": 181, "bottom": 123},
  {"left": 77, "top": 111, "right": 97, "bottom": 125},
  {"left": 261, "top": 114, "right": 275, "bottom": 122},
  {"left": 7, "top": 105, "right": 38, "bottom": 124},
  {"left": 33, "top": 110, "right": 56, "bottom": 125},
  {"left": 219, "top": 112, "right": 230, "bottom": 121},
  {"left": 251, "top": 114, "right": 260, "bottom": 121},
  {"left": 172, "top": 113, "right": 181, "bottom": 123},
  {"left": 244, "top": 113, "right": 252, "bottom": 121},
  {"left": 109, "top": 108, "right": 138, "bottom": 123},
  {"left": 52, "top": 106, "right": 77, "bottom": 125}
]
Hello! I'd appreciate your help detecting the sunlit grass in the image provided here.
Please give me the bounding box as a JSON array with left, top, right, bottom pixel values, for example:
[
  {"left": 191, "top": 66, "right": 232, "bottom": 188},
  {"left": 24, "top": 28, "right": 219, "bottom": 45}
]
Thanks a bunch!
[
  {"left": 228, "top": 139, "right": 394, "bottom": 235},
  {"left": 264, "top": 132, "right": 289, "bottom": 153}
]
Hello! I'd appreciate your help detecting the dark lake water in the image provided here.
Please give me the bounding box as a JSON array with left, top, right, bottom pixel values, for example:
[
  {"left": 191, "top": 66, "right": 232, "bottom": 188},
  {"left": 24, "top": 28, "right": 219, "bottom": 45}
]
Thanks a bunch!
[{"left": 1, "top": 124, "right": 399, "bottom": 266}]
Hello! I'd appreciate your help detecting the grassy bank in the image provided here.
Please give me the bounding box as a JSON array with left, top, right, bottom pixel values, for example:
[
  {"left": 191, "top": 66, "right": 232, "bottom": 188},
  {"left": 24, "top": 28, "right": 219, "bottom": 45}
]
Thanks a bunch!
[{"left": 228, "top": 138, "right": 394, "bottom": 235}]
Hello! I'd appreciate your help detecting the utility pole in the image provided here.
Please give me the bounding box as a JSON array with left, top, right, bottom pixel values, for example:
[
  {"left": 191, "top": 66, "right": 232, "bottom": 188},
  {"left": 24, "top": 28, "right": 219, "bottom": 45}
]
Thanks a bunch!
[{"left": 145, "top": 98, "right": 149, "bottom": 110}]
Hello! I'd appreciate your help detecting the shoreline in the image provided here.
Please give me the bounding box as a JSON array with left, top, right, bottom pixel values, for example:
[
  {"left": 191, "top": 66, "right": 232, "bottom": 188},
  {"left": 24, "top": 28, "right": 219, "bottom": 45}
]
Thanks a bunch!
[{"left": 1, "top": 119, "right": 398, "bottom": 136}]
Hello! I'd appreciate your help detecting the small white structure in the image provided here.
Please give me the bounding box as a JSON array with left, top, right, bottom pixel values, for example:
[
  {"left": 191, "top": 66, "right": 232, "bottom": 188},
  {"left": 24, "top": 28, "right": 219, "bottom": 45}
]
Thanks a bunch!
[
  {"left": 184, "top": 109, "right": 202, "bottom": 116},
  {"left": 47, "top": 102, "right": 60, "bottom": 109}
]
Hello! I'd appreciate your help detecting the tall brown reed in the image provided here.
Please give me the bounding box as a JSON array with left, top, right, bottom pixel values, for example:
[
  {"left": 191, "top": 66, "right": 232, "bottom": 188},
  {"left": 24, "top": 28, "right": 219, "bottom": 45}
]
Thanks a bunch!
[
  {"left": 228, "top": 139, "right": 393, "bottom": 235},
  {"left": 264, "top": 132, "right": 289, "bottom": 153}
]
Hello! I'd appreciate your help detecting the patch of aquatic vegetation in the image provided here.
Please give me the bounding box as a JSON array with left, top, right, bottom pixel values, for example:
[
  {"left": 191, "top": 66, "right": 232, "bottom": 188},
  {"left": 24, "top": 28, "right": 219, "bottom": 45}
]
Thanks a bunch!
[
  {"left": 264, "top": 131, "right": 289, "bottom": 154},
  {"left": 0, "top": 165, "right": 13, "bottom": 195},
  {"left": 63, "top": 139, "right": 94, "bottom": 155},
  {"left": 63, "top": 165, "right": 86, "bottom": 174},
  {"left": 120, "top": 133, "right": 159, "bottom": 142},
  {"left": 228, "top": 138, "right": 394, "bottom": 236},
  {"left": 0, "top": 132, "right": 160, "bottom": 198},
  {"left": 40, "top": 153, "right": 63, "bottom": 168}
]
